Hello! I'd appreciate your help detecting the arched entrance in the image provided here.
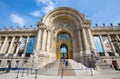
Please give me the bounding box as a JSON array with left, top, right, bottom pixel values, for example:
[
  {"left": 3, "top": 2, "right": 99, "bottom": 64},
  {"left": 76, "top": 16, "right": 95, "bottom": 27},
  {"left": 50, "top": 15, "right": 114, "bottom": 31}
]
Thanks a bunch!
[{"left": 56, "top": 32, "right": 73, "bottom": 59}]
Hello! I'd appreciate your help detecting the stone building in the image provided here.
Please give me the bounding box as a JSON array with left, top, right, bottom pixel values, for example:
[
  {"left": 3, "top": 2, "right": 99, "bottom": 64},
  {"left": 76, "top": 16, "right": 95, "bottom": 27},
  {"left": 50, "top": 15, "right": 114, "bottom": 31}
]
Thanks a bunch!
[{"left": 0, "top": 7, "right": 120, "bottom": 68}]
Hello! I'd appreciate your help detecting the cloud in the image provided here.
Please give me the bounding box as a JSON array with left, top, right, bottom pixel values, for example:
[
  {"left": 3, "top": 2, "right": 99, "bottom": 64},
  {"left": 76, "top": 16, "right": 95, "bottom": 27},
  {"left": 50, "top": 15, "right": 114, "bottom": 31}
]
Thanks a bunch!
[
  {"left": 10, "top": 14, "right": 25, "bottom": 26},
  {"left": 31, "top": 0, "right": 55, "bottom": 17},
  {"left": 31, "top": 11, "right": 42, "bottom": 17},
  {"left": 36, "top": 0, "right": 51, "bottom": 4},
  {"left": 43, "top": 1, "right": 55, "bottom": 13}
]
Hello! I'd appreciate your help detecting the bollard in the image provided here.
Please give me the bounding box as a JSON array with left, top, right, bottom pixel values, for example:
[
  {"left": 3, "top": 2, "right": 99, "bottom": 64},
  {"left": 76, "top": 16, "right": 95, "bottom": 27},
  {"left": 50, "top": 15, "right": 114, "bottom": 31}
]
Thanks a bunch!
[
  {"left": 61, "top": 68, "right": 63, "bottom": 78},
  {"left": 85, "top": 68, "right": 87, "bottom": 75},
  {"left": 16, "top": 69, "right": 19, "bottom": 79},
  {"left": 31, "top": 68, "right": 32, "bottom": 74},
  {"left": 49, "top": 64, "right": 50, "bottom": 69},
  {"left": 90, "top": 68, "right": 93, "bottom": 76},
  {"left": 46, "top": 66, "right": 47, "bottom": 72},
  {"left": 21, "top": 68, "right": 24, "bottom": 77},
  {"left": 26, "top": 69, "right": 28, "bottom": 76},
  {"left": 34, "top": 69, "right": 37, "bottom": 79}
]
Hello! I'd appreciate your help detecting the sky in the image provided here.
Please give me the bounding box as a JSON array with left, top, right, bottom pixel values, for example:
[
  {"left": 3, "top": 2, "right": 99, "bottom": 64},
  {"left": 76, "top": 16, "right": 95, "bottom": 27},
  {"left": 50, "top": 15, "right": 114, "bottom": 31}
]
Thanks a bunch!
[{"left": 0, "top": 0, "right": 120, "bottom": 29}]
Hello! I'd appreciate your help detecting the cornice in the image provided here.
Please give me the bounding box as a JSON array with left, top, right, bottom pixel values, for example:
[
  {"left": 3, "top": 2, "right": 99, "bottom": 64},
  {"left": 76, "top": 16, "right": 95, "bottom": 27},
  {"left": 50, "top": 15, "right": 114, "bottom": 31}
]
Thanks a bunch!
[
  {"left": 91, "top": 26, "right": 120, "bottom": 32},
  {"left": 0, "top": 28, "right": 38, "bottom": 34}
]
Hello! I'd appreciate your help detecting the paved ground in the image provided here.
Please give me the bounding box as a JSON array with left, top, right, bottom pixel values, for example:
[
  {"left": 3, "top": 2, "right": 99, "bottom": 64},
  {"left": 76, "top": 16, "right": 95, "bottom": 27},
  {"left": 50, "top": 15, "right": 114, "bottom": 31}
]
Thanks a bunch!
[
  {"left": 0, "top": 70, "right": 120, "bottom": 79},
  {"left": 0, "top": 68, "right": 120, "bottom": 79},
  {"left": 0, "top": 60, "right": 120, "bottom": 79}
]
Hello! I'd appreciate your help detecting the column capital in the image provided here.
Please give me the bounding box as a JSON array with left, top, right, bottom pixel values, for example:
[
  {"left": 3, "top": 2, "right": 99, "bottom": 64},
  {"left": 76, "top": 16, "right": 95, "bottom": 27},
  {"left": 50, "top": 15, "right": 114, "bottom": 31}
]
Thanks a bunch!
[{"left": 5, "top": 36, "right": 8, "bottom": 38}]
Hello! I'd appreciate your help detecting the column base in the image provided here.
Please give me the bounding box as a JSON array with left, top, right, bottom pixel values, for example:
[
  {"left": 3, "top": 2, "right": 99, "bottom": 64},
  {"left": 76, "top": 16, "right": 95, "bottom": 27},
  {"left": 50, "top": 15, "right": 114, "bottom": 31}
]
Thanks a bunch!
[
  {"left": 115, "top": 53, "right": 119, "bottom": 56},
  {"left": 80, "top": 50, "right": 91, "bottom": 56},
  {"left": 105, "top": 52, "right": 109, "bottom": 57},
  {"left": 22, "top": 54, "right": 25, "bottom": 57},
  {"left": 5, "top": 53, "right": 9, "bottom": 57},
  {"left": 13, "top": 54, "right": 18, "bottom": 57}
]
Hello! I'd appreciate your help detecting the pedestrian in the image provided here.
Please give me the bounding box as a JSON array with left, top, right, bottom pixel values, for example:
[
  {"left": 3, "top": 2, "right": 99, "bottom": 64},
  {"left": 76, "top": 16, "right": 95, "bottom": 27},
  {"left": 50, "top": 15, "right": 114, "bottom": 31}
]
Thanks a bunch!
[
  {"left": 112, "top": 60, "right": 118, "bottom": 70},
  {"left": 63, "top": 56, "right": 65, "bottom": 64},
  {"left": 65, "top": 59, "right": 68, "bottom": 68}
]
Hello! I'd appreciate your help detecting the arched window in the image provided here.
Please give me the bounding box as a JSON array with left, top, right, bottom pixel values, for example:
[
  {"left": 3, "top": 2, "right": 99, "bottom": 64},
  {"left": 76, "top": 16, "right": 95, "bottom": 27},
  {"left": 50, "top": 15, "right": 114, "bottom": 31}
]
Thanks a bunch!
[{"left": 57, "top": 33, "right": 71, "bottom": 41}]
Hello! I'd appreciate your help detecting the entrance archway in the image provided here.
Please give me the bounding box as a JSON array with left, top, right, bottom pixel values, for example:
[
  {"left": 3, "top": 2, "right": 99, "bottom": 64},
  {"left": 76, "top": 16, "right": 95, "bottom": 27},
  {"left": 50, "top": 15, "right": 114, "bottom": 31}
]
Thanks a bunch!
[{"left": 56, "top": 32, "right": 73, "bottom": 59}]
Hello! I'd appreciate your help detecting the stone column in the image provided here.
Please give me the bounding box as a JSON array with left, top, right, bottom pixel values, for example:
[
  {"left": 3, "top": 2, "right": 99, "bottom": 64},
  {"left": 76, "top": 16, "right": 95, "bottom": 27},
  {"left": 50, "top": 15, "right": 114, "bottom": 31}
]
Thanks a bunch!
[
  {"left": 42, "top": 29, "right": 47, "bottom": 51},
  {"left": 116, "top": 35, "right": 120, "bottom": 48},
  {"left": 0, "top": 36, "right": 8, "bottom": 54},
  {"left": 0, "top": 37, "right": 2, "bottom": 53},
  {"left": 78, "top": 30, "right": 83, "bottom": 56},
  {"left": 22, "top": 36, "right": 30, "bottom": 57},
  {"left": 46, "top": 31, "right": 51, "bottom": 52},
  {"left": 82, "top": 29, "right": 88, "bottom": 50},
  {"left": 107, "top": 35, "right": 119, "bottom": 56},
  {"left": 82, "top": 28, "right": 91, "bottom": 55},
  {"left": 13, "top": 36, "right": 22, "bottom": 57},
  {"left": 116, "top": 35, "right": 120, "bottom": 54},
  {"left": 5, "top": 36, "right": 15, "bottom": 57},
  {"left": 7, "top": 36, "right": 15, "bottom": 54},
  {"left": 36, "top": 29, "right": 42, "bottom": 51},
  {"left": 88, "top": 28, "right": 96, "bottom": 50},
  {"left": 116, "top": 35, "right": 120, "bottom": 40},
  {"left": 99, "top": 35, "right": 109, "bottom": 57}
]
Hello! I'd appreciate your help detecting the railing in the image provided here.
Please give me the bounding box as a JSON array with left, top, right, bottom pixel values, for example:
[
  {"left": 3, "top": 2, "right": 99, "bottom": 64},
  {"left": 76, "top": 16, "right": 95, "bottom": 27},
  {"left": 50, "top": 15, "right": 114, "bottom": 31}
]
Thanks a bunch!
[{"left": 0, "top": 66, "right": 119, "bottom": 79}]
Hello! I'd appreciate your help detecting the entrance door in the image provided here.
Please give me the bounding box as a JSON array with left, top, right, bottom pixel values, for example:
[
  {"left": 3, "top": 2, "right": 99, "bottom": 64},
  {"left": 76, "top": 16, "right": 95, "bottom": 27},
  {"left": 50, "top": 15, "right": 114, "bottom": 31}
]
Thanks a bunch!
[
  {"left": 56, "top": 32, "right": 73, "bottom": 59},
  {"left": 60, "top": 43, "right": 68, "bottom": 59}
]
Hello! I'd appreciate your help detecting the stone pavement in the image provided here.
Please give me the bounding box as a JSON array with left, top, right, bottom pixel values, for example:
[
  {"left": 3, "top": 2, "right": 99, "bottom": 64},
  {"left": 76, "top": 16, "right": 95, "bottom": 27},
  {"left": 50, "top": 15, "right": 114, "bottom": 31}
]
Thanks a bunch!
[
  {"left": 0, "top": 70, "right": 120, "bottom": 79},
  {"left": 0, "top": 59, "right": 120, "bottom": 79}
]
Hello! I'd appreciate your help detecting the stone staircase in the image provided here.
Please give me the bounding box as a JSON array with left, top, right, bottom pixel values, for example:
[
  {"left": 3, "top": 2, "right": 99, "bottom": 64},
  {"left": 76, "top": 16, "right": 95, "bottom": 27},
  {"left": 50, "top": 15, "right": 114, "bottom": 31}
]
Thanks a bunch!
[
  {"left": 36, "top": 60, "right": 60, "bottom": 75},
  {"left": 96, "top": 60, "right": 113, "bottom": 71},
  {"left": 69, "top": 59, "right": 99, "bottom": 76},
  {"left": 58, "top": 59, "right": 75, "bottom": 76}
]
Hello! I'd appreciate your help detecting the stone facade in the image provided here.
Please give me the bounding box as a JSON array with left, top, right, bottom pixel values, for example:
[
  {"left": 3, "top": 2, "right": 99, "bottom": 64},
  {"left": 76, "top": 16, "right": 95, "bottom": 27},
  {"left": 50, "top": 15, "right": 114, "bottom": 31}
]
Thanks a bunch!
[{"left": 0, "top": 7, "right": 120, "bottom": 68}]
